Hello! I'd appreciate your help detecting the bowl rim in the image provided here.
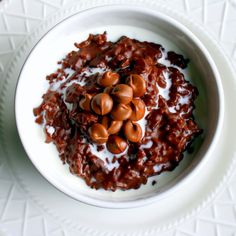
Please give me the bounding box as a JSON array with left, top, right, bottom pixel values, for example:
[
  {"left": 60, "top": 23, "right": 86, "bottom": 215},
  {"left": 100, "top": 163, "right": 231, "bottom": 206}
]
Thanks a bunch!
[{"left": 15, "top": 4, "right": 224, "bottom": 209}]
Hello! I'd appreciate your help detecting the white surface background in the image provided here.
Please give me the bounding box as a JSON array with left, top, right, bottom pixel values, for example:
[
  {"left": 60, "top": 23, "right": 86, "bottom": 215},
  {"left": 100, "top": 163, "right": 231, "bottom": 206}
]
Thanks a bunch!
[{"left": 0, "top": 0, "right": 236, "bottom": 235}]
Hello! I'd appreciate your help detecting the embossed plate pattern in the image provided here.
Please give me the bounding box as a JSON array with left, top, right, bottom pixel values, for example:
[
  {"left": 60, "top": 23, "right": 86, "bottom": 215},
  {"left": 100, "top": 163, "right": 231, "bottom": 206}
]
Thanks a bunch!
[{"left": 0, "top": 1, "right": 236, "bottom": 236}]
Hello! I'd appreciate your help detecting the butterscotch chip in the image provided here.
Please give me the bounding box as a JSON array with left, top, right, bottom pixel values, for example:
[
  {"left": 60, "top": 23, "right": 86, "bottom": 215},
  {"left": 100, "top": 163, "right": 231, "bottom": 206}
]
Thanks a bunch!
[
  {"left": 106, "top": 135, "right": 127, "bottom": 154},
  {"left": 123, "top": 120, "right": 142, "bottom": 142},
  {"left": 97, "top": 71, "right": 120, "bottom": 87},
  {"left": 110, "top": 103, "right": 132, "bottom": 121},
  {"left": 101, "top": 116, "right": 123, "bottom": 135},
  {"left": 126, "top": 74, "right": 147, "bottom": 97},
  {"left": 111, "top": 84, "right": 133, "bottom": 104},
  {"left": 130, "top": 98, "right": 146, "bottom": 121},
  {"left": 91, "top": 93, "right": 113, "bottom": 115},
  {"left": 89, "top": 123, "right": 109, "bottom": 144}
]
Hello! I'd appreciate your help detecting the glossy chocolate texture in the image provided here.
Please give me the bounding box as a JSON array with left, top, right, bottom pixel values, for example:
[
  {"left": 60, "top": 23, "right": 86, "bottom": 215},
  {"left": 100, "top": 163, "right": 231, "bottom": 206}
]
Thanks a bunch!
[{"left": 79, "top": 93, "right": 93, "bottom": 111}]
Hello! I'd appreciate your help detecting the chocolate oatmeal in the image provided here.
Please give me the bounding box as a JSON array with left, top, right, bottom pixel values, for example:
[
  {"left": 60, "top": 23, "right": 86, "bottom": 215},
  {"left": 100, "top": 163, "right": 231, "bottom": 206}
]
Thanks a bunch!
[{"left": 33, "top": 32, "right": 202, "bottom": 190}]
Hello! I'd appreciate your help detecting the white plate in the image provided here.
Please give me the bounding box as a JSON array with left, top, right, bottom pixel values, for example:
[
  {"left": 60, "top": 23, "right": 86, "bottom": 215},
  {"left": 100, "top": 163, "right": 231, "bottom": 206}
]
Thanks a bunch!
[{"left": 0, "top": 1, "right": 236, "bottom": 235}]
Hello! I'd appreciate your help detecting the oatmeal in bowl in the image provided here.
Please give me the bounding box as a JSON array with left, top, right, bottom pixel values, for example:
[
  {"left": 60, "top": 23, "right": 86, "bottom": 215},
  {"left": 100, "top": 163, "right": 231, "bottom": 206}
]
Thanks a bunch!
[
  {"left": 33, "top": 32, "right": 202, "bottom": 191},
  {"left": 15, "top": 6, "right": 223, "bottom": 208}
]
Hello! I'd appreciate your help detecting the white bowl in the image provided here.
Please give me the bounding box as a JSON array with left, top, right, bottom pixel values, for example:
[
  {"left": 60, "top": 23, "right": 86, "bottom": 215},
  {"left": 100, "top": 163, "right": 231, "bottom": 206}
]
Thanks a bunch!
[{"left": 15, "top": 5, "right": 224, "bottom": 208}]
